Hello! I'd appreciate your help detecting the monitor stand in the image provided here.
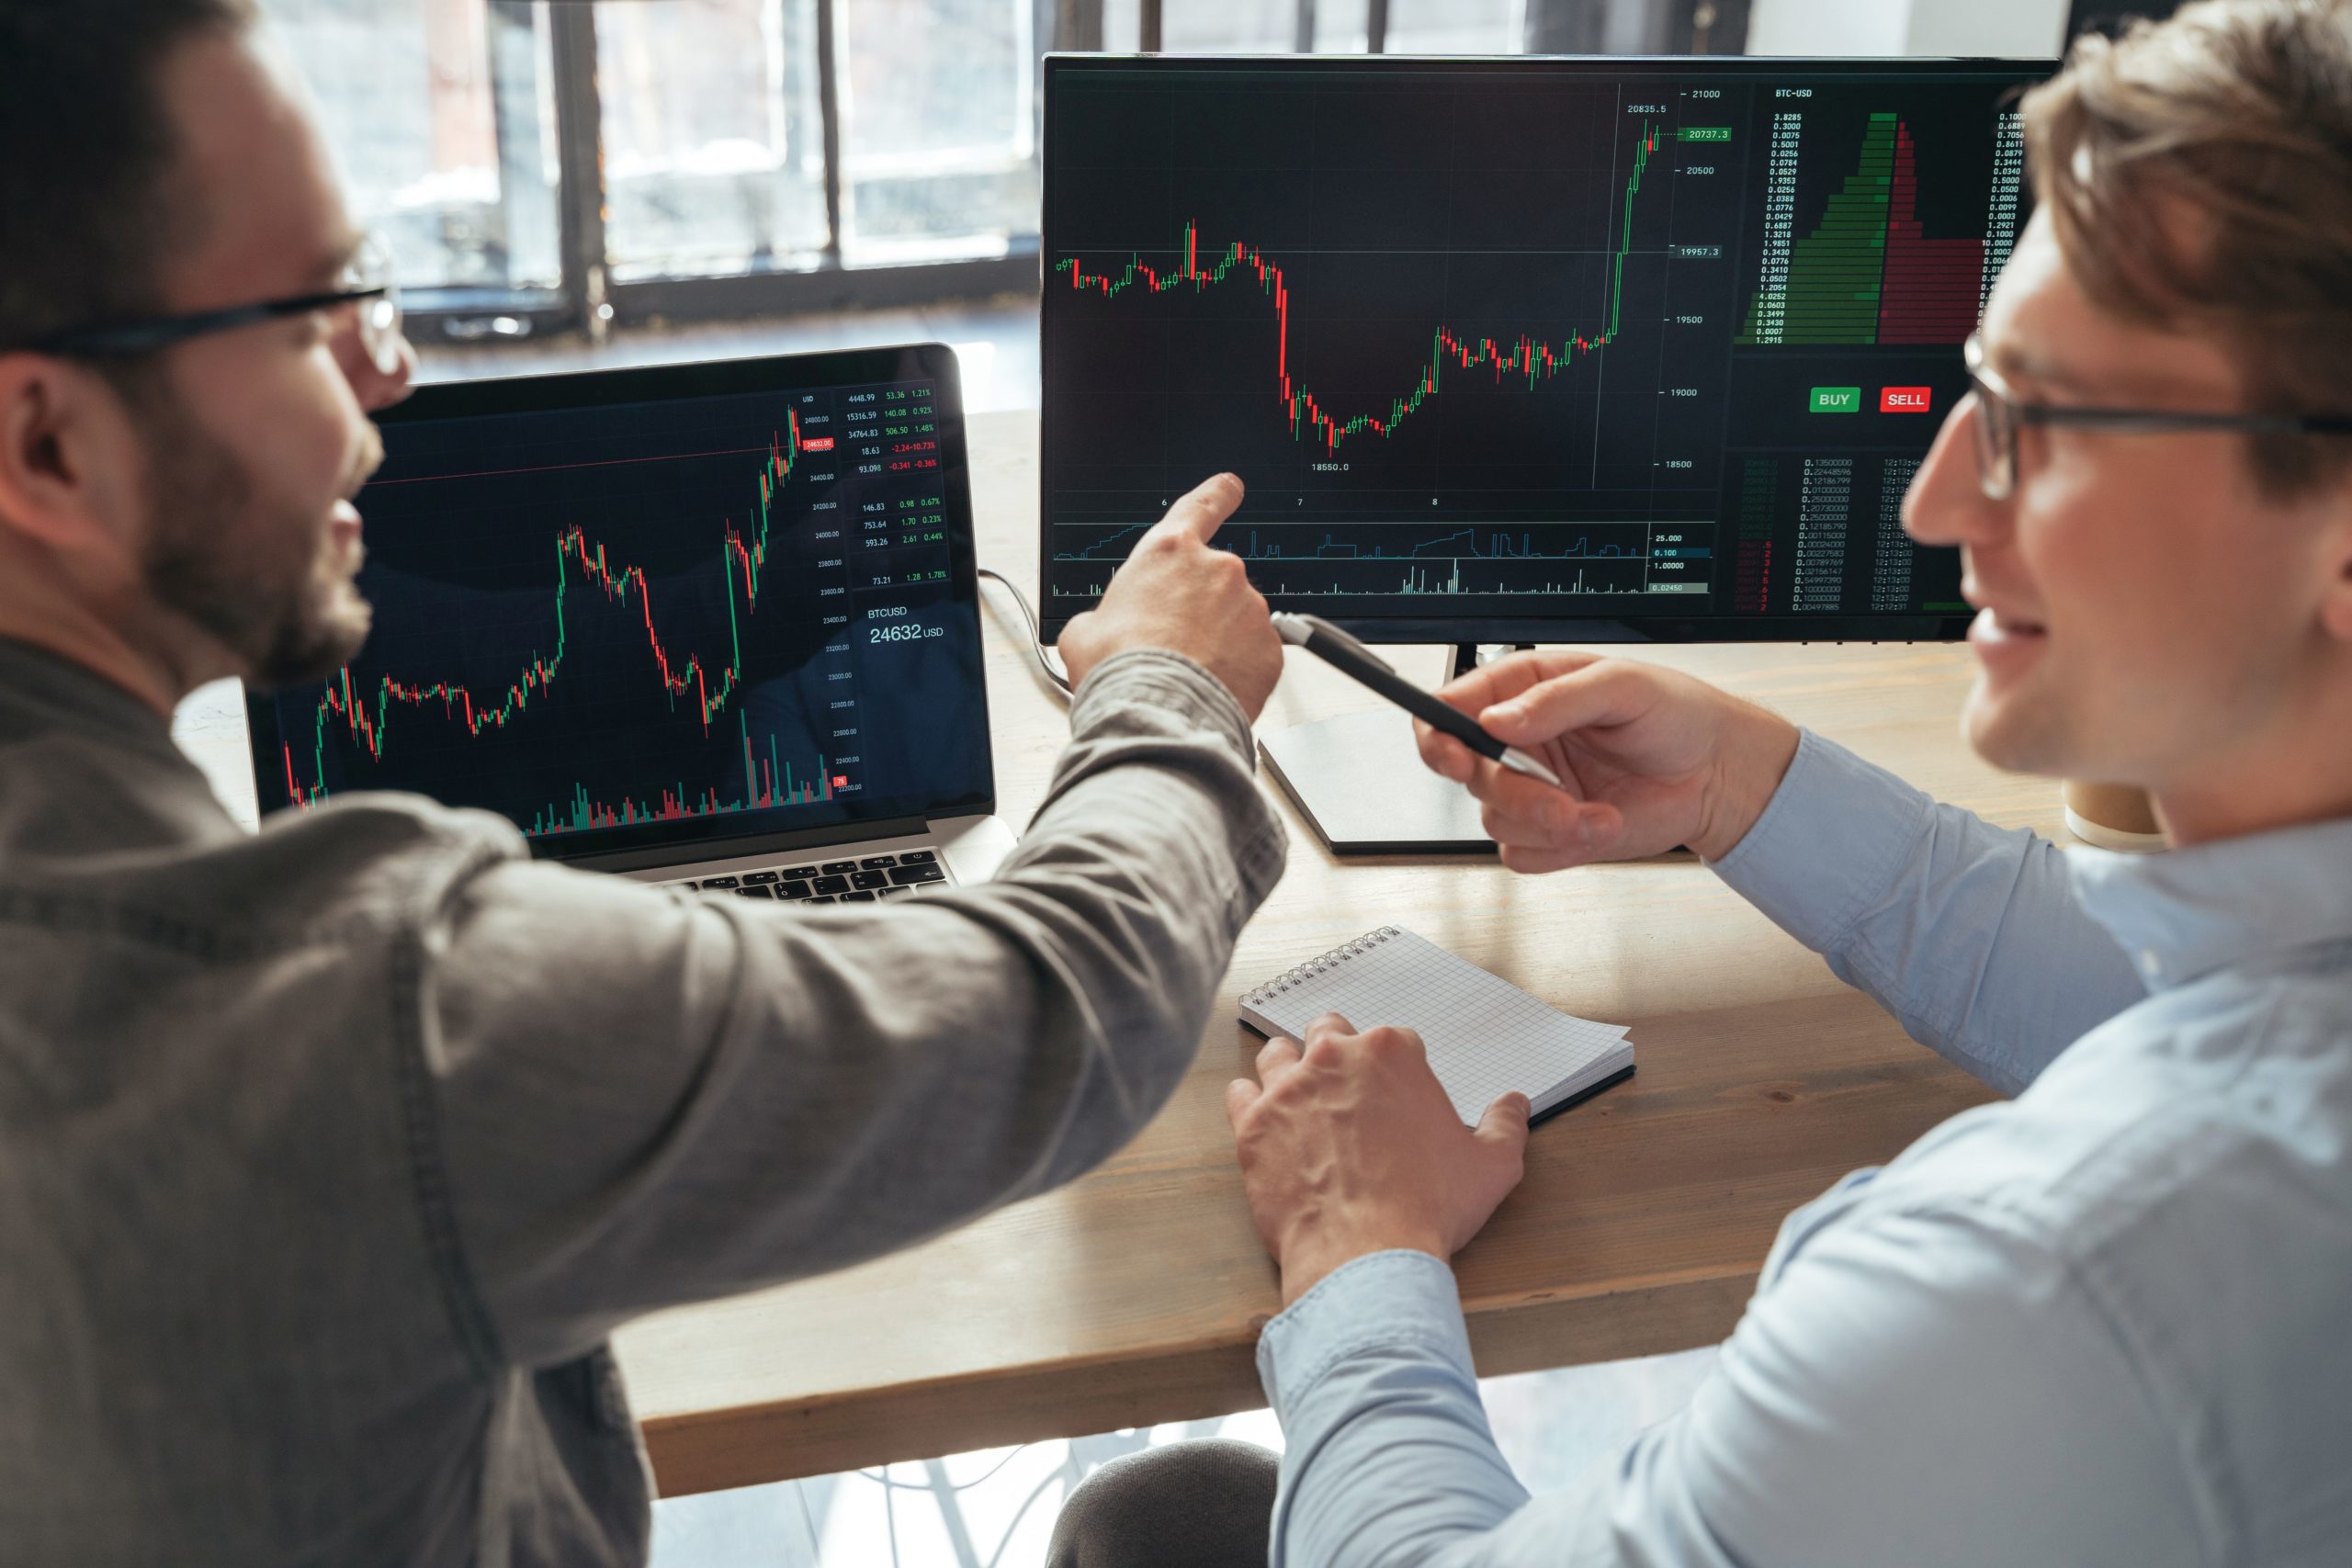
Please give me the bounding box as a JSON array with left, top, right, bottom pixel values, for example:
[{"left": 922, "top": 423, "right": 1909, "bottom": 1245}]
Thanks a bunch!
[{"left": 1261, "top": 643, "right": 1522, "bottom": 857}]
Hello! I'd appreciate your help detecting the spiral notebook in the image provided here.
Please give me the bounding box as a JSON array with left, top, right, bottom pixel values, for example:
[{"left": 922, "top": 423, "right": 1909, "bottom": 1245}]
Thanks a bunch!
[{"left": 1238, "top": 926, "right": 1634, "bottom": 1127}]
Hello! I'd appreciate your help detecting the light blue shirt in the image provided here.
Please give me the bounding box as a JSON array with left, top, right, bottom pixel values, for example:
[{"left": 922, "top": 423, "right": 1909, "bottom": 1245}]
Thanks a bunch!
[{"left": 1256, "top": 731, "right": 2352, "bottom": 1567}]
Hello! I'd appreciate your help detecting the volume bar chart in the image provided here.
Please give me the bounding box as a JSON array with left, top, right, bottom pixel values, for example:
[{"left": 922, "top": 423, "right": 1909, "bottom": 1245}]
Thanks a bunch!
[
  {"left": 1055, "top": 521, "right": 1712, "bottom": 599},
  {"left": 533, "top": 711, "right": 839, "bottom": 837}
]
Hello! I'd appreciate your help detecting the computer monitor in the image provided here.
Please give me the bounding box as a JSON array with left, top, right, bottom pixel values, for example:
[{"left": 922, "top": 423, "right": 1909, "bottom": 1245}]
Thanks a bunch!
[{"left": 1039, "top": 53, "right": 2054, "bottom": 645}]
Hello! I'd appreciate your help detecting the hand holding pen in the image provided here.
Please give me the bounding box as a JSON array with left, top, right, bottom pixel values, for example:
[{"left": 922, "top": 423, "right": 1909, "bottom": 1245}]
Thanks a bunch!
[
  {"left": 1409, "top": 643, "right": 1804, "bottom": 872},
  {"left": 1271, "top": 614, "right": 1565, "bottom": 787}
]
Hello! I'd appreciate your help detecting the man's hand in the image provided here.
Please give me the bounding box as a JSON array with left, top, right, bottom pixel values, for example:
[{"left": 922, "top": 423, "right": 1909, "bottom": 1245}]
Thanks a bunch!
[
  {"left": 1226, "top": 1012, "right": 1531, "bottom": 1306},
  {"left": 1415, "top": 651, "right": 1801, "bottom": 868},
  {"left": 1057, "top": 473, "right": 1282, "bottom": 720}
]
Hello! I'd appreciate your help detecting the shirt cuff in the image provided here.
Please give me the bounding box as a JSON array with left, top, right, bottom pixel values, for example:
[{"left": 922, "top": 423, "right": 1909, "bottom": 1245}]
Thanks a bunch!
[
  {"left": 1254, "top": 1249, "right": 1474, "bottom": 1421},
  {"left": 1706, "top": 728, "right": 1934, "bottom": 958}
]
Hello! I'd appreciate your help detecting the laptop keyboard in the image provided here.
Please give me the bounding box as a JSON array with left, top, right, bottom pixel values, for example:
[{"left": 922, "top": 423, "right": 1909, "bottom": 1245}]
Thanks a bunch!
[{"left": 673, "top": 849, "right": 945, "bottom": 906}]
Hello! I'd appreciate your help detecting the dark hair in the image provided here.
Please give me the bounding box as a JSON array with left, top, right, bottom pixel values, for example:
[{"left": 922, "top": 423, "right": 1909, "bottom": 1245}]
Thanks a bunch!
[
  {"left": 2024, "top": 0, "right": 2352, "bottom": 497},
  {"left": 0, "top": 0, "right": 259, "bottom": 354}
]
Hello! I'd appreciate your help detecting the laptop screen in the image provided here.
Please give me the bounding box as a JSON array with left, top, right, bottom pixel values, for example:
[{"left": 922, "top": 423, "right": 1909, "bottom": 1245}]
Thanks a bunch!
[{"left": 245, "top": 344, "right": 993, "bottom": 864}]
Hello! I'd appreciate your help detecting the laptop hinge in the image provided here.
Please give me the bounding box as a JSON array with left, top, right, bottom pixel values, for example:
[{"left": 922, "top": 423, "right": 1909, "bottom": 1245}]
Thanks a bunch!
[{"left": 550, "top": 815, "right": 933, "bottom": 875}]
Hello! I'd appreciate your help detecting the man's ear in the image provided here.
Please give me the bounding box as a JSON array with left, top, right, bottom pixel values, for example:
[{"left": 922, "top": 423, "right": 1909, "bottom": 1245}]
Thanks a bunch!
[
  {"left": 0, "top": 354, "right": 145, "bottom": 558},
  {"left": 2321, "top": 480, "right": 2352, "bottom": 646}
]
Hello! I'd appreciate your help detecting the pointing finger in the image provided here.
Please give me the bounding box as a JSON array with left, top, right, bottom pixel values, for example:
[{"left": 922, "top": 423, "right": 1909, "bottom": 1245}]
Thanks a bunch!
[
  {"left": 1147, "top": 472, "right": 1246, "bottom": 548},
  {"left": 1224, "top": 1076, "right": 1261, "bottom": 1129}
]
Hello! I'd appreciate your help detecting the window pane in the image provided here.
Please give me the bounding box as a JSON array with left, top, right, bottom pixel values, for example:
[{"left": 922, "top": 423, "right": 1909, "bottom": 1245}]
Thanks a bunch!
[
  {"left": 597, "top": 0, "right": 830, "bottom": 283},
  {"left": 1104, "top": 0, "right": 1142, "bottom": 51},
  {"left": 838, "top": 0, "right": 1039, "bottom": 266},
  {"left": 261, "top": 0, "right": 560, "bottom": 293},
  {"left": 1157, "top": 0, "right": 1296, "bottom": 51},
  {"left": 1316, "top": 0, "right": 1373, "bottom": 51},
  {"left": 1386, "top": 0, "right": 1526, "bottom": 52}
]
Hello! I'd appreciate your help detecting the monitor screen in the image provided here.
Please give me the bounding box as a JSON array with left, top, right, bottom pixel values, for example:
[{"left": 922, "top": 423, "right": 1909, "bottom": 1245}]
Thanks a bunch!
[
  {"left": 1039, "top": 55, "right": 2052, "bottom": 643},
  {"left": 245, "top": 347, "right": 992, "bottom": 864}
]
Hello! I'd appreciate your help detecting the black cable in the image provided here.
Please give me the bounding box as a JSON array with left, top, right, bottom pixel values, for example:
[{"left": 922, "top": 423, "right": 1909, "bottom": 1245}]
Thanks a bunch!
[{"left": 976, "top": 566, "right": 1072, "bottom": 697}]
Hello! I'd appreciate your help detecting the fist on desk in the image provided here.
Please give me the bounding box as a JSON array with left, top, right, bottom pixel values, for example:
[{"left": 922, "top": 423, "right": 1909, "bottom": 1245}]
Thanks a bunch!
[
  {"left": 1226, "top": 1011, "right": 1532, "bottom": 1306},
  {"left": 1057, "top": 474, "right": 1283, "bottom": 721}
]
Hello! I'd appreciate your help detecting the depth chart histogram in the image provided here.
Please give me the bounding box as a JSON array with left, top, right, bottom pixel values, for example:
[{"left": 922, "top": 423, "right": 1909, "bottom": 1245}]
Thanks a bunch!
[
  {"left": 1040, "top": 60, "right": 2041, "bottom": 635},
  {"left": 261, "top": 376, "right": 982, "bottom": 848}
]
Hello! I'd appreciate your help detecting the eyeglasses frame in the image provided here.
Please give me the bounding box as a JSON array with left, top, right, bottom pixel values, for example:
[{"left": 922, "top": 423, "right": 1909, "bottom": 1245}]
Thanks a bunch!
[
  {"left": 19, "top": 285, "right": 398, "bottom": 364},
  {"left": 1962, "top": 331, "right": 2352, "bottom": 500}
]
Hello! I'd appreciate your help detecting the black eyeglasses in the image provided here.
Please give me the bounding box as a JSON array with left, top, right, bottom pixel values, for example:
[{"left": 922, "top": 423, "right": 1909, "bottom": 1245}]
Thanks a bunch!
[
  {"left": 15, "top": 236, "right": 404, "bottom": 377},
  {"left": 1962, "top": 332, "right": 2352, "bottom": 500}
]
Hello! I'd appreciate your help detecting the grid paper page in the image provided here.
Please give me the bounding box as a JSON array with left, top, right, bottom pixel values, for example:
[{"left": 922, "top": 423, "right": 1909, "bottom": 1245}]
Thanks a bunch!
[{"left": 1242, "top": 928, "right": 1629, "bottom": 1125}]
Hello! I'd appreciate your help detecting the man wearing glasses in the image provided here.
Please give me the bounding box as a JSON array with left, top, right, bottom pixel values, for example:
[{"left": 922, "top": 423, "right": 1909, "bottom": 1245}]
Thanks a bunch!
[
  {"left": 0, "top": 2, "right": 1291, "bottom": 1564},
  {"left": 1220, "top": 2, "right": 2352, "bottom": 1563}
]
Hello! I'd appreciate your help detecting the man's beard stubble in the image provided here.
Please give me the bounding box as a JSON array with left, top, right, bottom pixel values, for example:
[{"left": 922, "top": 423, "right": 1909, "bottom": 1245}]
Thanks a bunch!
[{"left": 127, "top": 379, "right": 371, "bottom": 689}]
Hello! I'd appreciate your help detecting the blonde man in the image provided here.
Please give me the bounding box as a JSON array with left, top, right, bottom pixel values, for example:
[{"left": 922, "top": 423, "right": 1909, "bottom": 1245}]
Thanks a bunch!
[{"left": 1217, "top": 3, "right": 2352, "bottom": 1563}]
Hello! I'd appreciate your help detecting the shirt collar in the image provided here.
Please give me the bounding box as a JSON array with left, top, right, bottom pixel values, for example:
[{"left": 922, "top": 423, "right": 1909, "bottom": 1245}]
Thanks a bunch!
[
  {"left": 2070, "top": 815, "right": 2352, "bottom": 988},
  {"left": 0, "top": 637, "right": 184, "bottom": 757}
]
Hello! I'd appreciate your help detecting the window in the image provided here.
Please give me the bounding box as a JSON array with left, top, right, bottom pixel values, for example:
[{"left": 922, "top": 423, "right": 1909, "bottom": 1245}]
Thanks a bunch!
[
  {"left": 595, "top": 0, "right": 830, "bottom": 282},
  {"left": 838, "top": 0, "right": 1039, "bottom": 265},
  {"left": 1149, "top": 0, "right": 1296, "bottom": 52},
  {"left": 1102, "top": 0, "right": 1532, "bottom": 54},
  {"left": 1385, "top": 0, "right": 1528, "bottom": 53},
  {"left": 254, "top": 0, "right": 1731, "bottom": 336},
  {"left": 263, "top": 0, "right": 561, "bottom": 296}
]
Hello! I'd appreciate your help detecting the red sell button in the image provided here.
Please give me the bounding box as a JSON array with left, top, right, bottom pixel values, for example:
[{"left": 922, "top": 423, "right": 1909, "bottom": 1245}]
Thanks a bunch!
[{"left": 1881, "top": 386, "right": 1933, "bottom": 413}]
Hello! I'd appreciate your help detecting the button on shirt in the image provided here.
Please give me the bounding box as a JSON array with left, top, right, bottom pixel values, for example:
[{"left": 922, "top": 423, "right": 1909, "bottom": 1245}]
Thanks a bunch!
[{"left": 1255, "top": 731, "right": 2352, "bottom": 1568}]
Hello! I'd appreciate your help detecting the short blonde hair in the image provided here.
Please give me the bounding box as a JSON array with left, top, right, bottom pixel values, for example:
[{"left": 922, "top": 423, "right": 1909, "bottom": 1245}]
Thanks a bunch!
[{"left": 2023, "top": 0, "right": 2352, "bottom": 496}]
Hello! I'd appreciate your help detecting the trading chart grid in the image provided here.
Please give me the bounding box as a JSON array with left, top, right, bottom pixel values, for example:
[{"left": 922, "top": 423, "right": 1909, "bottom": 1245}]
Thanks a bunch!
[
  {"left": 253, "top": 363, "right": 988, "bottom": 856},
  {"left": 1040, "top": 57, "right": 2043, "bottom": 638}
]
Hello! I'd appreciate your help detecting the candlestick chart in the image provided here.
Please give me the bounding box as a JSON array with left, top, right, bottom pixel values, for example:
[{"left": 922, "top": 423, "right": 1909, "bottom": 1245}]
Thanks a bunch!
[
  {"left": 1043, "top": 73, "right": 1735, "bottom": 617},
  {"left": 1052, "top": 119, "right": 1659, "bottom": 455},
  {"left": 255, "top": 376, "right": 975, "bottom": 847},
  {"left": 1039, "top": 58, "right": 2040, "bottom": 636}
]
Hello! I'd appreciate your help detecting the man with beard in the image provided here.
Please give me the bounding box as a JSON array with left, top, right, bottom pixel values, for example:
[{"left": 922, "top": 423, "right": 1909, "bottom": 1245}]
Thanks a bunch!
[{"left": 0, "top": 3, "right": 1286, "bottom": 1562}]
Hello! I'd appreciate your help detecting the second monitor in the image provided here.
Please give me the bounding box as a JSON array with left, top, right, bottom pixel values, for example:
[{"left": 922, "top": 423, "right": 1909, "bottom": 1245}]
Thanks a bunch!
[{"left": 1039, "top": 52, "right": 2052, "bottom": 645}]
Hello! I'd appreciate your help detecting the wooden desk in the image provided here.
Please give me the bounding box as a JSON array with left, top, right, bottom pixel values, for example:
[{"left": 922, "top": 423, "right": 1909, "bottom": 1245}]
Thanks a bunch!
[{"left": 614, "top": 409, "right": 2048, "bottom": 1497}]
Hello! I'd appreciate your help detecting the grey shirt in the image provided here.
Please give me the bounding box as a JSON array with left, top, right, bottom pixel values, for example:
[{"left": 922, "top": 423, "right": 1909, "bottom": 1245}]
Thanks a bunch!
[{"left": 0, "top": 638, "right": 1284, "bottom": 1567}]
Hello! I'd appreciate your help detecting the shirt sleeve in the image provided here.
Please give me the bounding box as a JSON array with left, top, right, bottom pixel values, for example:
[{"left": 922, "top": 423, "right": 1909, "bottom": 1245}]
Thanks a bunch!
[
  {"left": 1706, "top": 729, "right": 2144, "bottom": 1093},
  {"left": 417, "top": 649, "right": 1287, "bottom": 1366},
  {"left": 1257, "top": 1207, "right": 2204, "bottom": 1568}
]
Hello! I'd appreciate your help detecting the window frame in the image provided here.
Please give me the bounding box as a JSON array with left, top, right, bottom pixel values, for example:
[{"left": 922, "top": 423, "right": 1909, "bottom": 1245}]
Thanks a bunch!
[{"left": 398, "top": 0, "right": 1745, "bottom": 345}]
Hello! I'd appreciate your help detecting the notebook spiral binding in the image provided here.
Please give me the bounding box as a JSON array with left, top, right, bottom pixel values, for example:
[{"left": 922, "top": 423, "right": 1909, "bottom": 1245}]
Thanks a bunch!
[{"left": 1242, "top": 926, "right": 1402, "bottom": 1007}]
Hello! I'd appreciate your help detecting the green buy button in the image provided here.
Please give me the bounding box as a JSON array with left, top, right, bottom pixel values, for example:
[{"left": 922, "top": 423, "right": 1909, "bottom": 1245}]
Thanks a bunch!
[{"left": 1809, "top": 386, "right": 1863, "bottom": 413}]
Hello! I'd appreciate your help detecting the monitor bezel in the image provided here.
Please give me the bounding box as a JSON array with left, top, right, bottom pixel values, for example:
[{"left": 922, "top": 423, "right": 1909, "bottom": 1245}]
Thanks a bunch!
[
  {"left": 1038, "top": 51, "right": 2055, "bottom": 645},
  {"left": 243, "top": 342, "right": 994, "bottom": 863}
]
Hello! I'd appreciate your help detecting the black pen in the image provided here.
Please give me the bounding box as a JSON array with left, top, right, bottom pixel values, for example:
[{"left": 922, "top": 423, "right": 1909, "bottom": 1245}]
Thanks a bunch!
[{"left": 1272, "top": 612, "right": 1566, "bottom": 788}]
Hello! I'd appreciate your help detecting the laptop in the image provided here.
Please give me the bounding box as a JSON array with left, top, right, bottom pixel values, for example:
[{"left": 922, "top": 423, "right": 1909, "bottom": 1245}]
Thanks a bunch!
[{"left": 244, "top": 344, "right": 1015, "bottom": 903}]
